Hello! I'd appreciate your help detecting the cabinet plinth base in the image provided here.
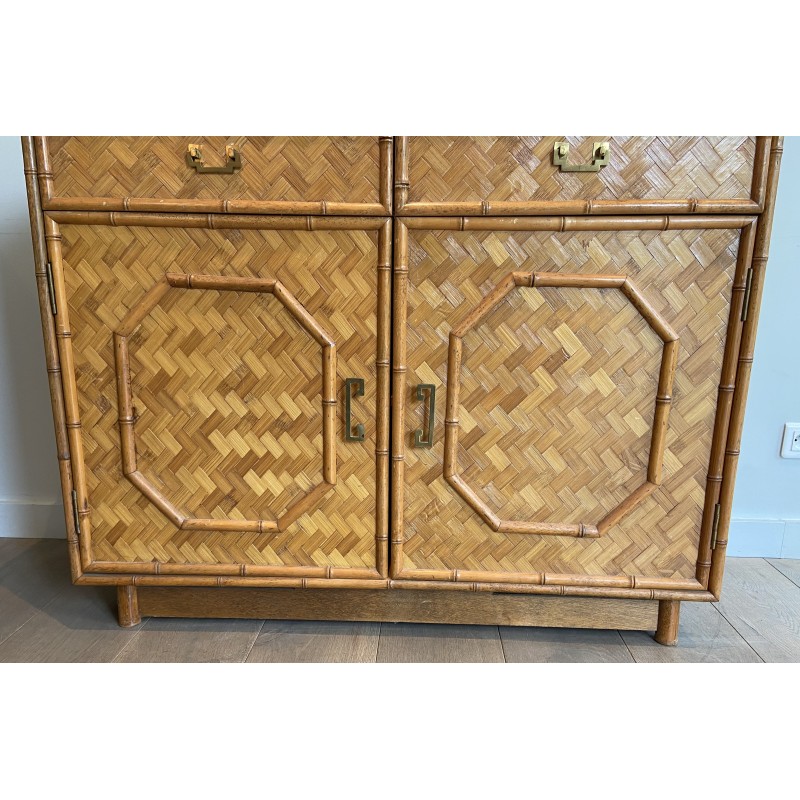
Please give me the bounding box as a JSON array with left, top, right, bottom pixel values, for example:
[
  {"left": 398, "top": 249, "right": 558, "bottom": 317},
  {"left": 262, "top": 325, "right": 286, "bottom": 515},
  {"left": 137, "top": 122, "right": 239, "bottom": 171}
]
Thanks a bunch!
[{"left": 124, "top": 586, "right": 673, "bottom": 637}]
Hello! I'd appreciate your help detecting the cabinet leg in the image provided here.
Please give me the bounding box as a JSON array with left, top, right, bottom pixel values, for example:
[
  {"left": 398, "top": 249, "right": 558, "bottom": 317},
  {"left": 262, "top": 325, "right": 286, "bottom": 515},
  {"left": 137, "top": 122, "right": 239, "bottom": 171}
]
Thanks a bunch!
[
  {"left": 117, "top": 585, "right": 141, "bottom": 627},
  {"left": 654, "top": 599, "right": 680, "bottom": 646}
]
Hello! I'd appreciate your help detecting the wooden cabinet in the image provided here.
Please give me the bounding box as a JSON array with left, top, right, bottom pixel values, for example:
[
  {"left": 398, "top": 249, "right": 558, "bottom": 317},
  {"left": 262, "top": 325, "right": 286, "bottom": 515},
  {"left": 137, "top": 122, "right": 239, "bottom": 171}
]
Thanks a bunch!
[{"left": 23, "top": 136, "right": 783, "bottom": 645}]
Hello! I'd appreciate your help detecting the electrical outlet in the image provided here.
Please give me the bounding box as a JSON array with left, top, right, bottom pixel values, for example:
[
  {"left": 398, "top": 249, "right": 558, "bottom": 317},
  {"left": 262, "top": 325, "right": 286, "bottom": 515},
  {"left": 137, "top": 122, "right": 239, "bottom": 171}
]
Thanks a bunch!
[{"left": 780, "top": 423, "right": 800, "bottom": 459}]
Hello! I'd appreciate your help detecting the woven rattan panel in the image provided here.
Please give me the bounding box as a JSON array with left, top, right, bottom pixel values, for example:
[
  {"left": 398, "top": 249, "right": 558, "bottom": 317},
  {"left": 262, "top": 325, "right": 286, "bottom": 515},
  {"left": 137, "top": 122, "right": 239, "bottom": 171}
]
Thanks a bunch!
[
  {"left": 48, "top": 137, "right": 381, "bottom": 204},
  {"left": 60, "top": 224, "right": 381, "bottom": 569},
  {"left": 400, "top": 228, "right": 740, "bottom": 580},
  {"left": 405, "top": 137, "right": 755, "bottom": 204}
]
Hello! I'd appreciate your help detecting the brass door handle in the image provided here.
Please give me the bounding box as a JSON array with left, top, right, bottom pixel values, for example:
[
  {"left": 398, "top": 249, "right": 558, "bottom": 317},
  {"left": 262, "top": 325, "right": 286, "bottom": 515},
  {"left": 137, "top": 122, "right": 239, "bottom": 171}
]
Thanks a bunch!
[
  {"left": 414, "top": 384, "right": 436, "bottom": 448},
  {"left": 553, "top": 141, "right": 609, "bottom": 173},
  {"left": 344, "top": 378, "right": 365, "bottom": 442},
  {"left": 186, "top": 143, "right": 242, "bottom": 174}
]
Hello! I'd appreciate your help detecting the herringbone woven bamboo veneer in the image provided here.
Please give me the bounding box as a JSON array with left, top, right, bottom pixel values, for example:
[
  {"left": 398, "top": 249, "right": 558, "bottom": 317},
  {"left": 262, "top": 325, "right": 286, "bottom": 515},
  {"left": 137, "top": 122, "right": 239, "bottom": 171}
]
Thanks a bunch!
[
  {"left": 404, "top": 137, "right": 755, "bottom": 205},
  {"left": 400, "top": 228, "right": 740, "bottom": 581},
  {"left": 60, "top": 224, "right": 382, "bottom": 570},
  {"left": 47, "top": 137, "right": 382, "bottom": 205}
]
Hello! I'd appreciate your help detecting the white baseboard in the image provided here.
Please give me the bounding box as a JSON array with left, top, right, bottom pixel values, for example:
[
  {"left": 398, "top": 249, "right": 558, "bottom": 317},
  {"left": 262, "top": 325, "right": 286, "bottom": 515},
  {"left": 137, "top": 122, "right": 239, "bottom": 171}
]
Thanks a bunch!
[
  {"left": 728, "top": 518, "right": 800, "bottom": 558},
  {"left": 0, "top": 499, "right": 65, "bottom": 538}
]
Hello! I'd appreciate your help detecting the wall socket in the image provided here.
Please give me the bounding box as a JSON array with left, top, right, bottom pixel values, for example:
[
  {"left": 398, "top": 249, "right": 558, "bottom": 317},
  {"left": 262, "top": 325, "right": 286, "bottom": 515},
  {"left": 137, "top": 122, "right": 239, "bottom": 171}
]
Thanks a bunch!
[{"left": 780, "top": 423, "right": 800, "bottom": 459}]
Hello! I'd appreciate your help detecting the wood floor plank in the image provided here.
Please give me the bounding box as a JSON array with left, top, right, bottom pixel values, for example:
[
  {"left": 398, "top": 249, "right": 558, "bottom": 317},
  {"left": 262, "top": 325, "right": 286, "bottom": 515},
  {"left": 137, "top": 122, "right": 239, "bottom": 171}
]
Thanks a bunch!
[
  {"left": 377, "top": 623, "right": 504, "bottom": 663},
  {"left": 621, "top": 599, "right": 761, "bottom": 662},
  {"left": 0, "top": 537, "right": 37, "bottom": 566},
  {"left": 114, "top": 618, "right": 264, "bottom": 663},
  {"left": 500, "top": 627, "right": 634, "bottom": 662},
  {"left": 714, "top": 557, "right": 800, "bottom": 662},
  {"left": 767, "top": 558, "right": 800, "bottom": 589},
  {"left": 0, "top": 585, "right": 140, "bottom": 662},
  {"left": 246, "top": 621, "right": 379, "bottom": 663},
  {"left": 0, "top": 538, "right": 74, "bottom": 646}
]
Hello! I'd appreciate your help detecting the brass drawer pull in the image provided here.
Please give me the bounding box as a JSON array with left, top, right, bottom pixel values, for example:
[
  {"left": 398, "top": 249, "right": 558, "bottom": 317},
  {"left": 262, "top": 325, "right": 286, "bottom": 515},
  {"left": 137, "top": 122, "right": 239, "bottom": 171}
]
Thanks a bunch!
[
  {"left": 553, "top": 141, "right": 609, "bottom": 173},
  {"left": 414, "top": 384, "right": 436, "bottom": 448},
  {"left": 186, "top": 143, "right": 242, "bottom": 174},
  {"left": 344, "top": 378, "right": 365, "bottom": 442}
]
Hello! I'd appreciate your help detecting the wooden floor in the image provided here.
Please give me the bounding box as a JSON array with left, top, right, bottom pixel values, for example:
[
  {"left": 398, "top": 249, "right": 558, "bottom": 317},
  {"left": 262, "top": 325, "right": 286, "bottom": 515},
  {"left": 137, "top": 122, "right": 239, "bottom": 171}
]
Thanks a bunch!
[{"left": 2, "top": 538, "right": 799, "bottom": 662}]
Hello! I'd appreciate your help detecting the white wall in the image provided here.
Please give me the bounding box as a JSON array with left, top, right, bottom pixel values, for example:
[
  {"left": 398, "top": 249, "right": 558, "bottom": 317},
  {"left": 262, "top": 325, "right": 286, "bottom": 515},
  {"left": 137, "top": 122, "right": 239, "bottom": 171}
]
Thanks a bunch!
[
  {"left": 0, "top": 136, "right": 798, "bottom": 553},
  {"left": 0, "top": 137, "right": 63, "bottom": 536}
]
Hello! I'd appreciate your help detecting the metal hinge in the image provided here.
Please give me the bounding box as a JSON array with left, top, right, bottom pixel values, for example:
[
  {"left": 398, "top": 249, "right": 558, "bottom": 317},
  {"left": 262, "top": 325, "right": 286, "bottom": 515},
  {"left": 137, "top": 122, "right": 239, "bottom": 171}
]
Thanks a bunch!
[
  {"left": 741, "top": 267, "right": 754, "bottom": 322},
  {"left": 45, "top": 261, "right": 57, "bottom": 316},
  {"left": 71, "top": 489, "right": 81, "bottom": 536},
  {"left": 710, "top": 503, "right": 722, "bottom": 550}
]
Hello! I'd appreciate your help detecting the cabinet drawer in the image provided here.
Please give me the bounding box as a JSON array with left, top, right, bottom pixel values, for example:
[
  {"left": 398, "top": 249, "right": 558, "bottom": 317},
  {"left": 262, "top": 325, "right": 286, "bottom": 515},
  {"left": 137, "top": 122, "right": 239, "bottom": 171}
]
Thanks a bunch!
[
  {"left": 38, "top": 136, "right": 392, "bottom": 215},
  {"left": 47, "top": 215, "right": 390, "bottom": 580},
  {"left": 396, "top": 136, "right": 762, "bottom": 215},
  {"left": 392, "top": 218, "right": 752, "bottom": 592}
]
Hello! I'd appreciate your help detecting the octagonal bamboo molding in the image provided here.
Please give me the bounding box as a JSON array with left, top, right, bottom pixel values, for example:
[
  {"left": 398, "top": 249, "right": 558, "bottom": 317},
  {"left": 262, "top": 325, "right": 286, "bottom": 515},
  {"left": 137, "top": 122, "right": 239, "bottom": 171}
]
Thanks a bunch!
[
  {"left": 443, "top": 272, "right": 678, "bottom": 538},
  {"left": 113, "top": 273, "right": 337, "bottom": 533}
]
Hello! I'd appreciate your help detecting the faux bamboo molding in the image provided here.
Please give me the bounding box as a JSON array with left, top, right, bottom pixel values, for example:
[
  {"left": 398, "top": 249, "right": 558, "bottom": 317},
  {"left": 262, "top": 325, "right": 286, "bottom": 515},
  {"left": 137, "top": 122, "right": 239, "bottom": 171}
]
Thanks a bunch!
[
  {"left": 708, "top": 137, "right": 784, "bottom": 599},
  {"left": 443, "top": 272, "right": 678, "bottom": 538},
  {"left": 22, "top": 138, "right": 82, "bottom": 581},
  {"left": 114, "top": 273, "right": 338, "bottom": 533},
  {"left": 46, "top": 210, "right": 387, "bottom": 230}
]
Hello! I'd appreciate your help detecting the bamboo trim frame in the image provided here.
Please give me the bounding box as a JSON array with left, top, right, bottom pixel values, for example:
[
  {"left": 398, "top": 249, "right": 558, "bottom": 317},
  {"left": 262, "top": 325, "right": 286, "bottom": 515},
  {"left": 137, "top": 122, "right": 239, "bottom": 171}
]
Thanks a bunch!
[
  {"left": 23, "top": 137, "right": 782, "bottom": 603},
  {"left": 35, "top": 136, "right": 393, "bottom": 217},
  {"left": 391, "top": 206, "right": 771, "bottom": 598},
  {"left": 113, "top": 272, "right": 337, "bottom": 534},
  {"left": 25, "top": 139, "right": 391, "bottom": 583},
  {"left": 443, "top": 272, "right": 678, "bottom": 539},
  {"left": 394, "top": 136, "right": 770, "bottom": 217}
]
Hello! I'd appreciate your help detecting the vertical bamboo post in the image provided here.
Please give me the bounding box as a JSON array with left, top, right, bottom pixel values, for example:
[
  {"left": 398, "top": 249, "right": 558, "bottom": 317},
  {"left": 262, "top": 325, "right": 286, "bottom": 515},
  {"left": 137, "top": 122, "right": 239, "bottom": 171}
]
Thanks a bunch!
[
  {"left": 321, "top": 343, "right": 336, "bottom": 485},
  {"left": 34, "top": 137, "right": 54, "bottom": 203},
  {"left": 695, "top": 221, "right": 757, "bottom": 586},
  {"left": 375, "top": 220, "right": 392, "bottom": 577},
  {"left": 379, "top": 136, "right": 393, "bottom": 214},
  {"left": 21, "top": 137, "right": 82, "bottom": 581},
  {"left": 750, "top": 136, "right": 771, "bottom": 210},
  {"left": 654, "top": 599, "right": 680, "bottom": 646},
  {"left": 443, "top": 333, "right": 462, "bottom": 479},
  {"left": 44, "top": 213, "right": 93, "bottom": 567},
  {"left": 390, "top": 220, "right": 409, "bottom": 578},
  {"left": 117, "top": 585, "right": 141, "bottom": 627},
  {"left": 394, "top": 137, "right": 409, "bottom": 213},
  {"left": 709, "top": 138, "right": 783, "bottom": 599}
]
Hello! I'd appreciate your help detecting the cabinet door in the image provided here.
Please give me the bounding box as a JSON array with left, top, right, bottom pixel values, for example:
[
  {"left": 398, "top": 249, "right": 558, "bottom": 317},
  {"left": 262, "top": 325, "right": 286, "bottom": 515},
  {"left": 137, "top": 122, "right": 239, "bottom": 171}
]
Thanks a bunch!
[
  {"left": 392, "top": 220, "right": 751, "bottom": 594},
  {"left": 48, "top": 218, "right": 390, "bottom": 581}
]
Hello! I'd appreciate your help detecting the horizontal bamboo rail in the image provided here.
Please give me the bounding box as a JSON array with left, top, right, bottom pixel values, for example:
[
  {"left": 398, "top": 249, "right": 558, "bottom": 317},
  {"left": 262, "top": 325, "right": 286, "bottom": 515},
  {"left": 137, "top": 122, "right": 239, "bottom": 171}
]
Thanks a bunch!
[
  {"left": 86, "top": 561, "right": 382, "bottom": 580},
  {"left": 401, "top": 215, "right": 755, "bottom": 231},
  {"left": 43, "top": 196, "right": 389, "bottom": 216},
  {"left": 70, "top": 570, "right": 714, "bottom": 601},
  {"left": 397, "top": 199, "right": 761, "bottom": 217},
  {"left": 165, "top": 273, "right": 277, "bottom": 293},
  {"left": 45, "top": 211, "right": 387, "bottom": 230}
]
